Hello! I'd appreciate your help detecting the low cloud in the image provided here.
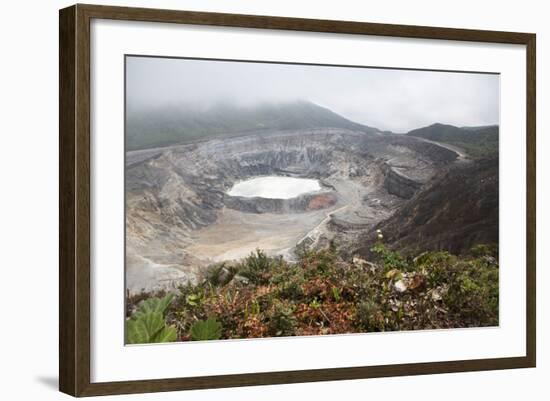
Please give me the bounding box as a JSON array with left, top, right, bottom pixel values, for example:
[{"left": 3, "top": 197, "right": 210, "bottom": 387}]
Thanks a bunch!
[{"left": 126, "top": 56, "right": 499, "bottom": 133}]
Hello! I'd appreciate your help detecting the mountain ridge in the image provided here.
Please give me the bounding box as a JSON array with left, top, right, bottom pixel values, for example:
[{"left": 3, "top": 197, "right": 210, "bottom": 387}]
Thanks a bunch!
[
  {"left": 126, "top": 100, "right": 379, "bottom": 151},
  {"left": 406, "top": 123, "right": 499, "bottom": 157}
]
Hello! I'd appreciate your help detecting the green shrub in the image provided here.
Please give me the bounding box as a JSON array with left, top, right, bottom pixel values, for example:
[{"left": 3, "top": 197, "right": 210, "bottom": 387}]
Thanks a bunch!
[
  {"left": 236, "top": 249, "right": 274, "bottom": 284},
  {"left": 278, "top": 281, "right": 305, "bottom": 300},
  {"left": 470, "top": 244, "right": 498, "bottom": 258},
  {"left": 355, "top": 300, "right": 384, "bottom": 331},
  {"left": 444, "top": 259, "right": 499, "bottom": 326},
  {"left": 370, "top": 242, "right": 408, "bottom": 271},
  {"left": 127, "top": 244, "right": 500, "bottom": 340},
  {"left": 414, "top": 251, "right": 455, "bottom": 287},
  {"left": 297, "top": 245, "right": 337, "bottom": 277},
  {"left": 267, "top": 302, "right": 297, "bottom": 336},
  {"left": 203, "top": 263, "right": 236, "bottom": 287}
]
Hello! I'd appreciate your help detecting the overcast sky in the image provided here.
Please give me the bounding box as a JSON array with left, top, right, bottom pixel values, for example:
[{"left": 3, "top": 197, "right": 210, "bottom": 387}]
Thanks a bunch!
[{"left": 126, "top": 56, "right": 499, "bottom": 133}]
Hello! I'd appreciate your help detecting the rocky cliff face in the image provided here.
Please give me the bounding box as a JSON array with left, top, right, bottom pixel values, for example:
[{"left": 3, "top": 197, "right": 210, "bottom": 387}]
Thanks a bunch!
[
  {"left": 125, "top": 128, "right": 465, "bottom": 293},
  {"left": 358, "top": 157, "right": 498, "bottom": 257},
  {"left": 382, "top": 163, "right": 423, "bottom": 199}
]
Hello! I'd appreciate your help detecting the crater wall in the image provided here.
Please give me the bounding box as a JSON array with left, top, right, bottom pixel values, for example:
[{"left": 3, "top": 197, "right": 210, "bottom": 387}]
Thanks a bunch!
[{"left": 125, "top": 128, "right": 461, "bottom": 293}]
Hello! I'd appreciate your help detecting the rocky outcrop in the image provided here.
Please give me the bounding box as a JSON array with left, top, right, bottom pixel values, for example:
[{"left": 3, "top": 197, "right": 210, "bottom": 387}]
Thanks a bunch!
[{"left": 382, "top": 163, "right": 423, "bottom": 199}]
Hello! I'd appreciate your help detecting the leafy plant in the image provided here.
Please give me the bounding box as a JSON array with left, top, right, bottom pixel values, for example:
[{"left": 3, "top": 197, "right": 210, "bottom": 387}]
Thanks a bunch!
[
  {"left": 247, "top": 299, "right": 261, "bottom": 316},
  {"left": 126, "top": 293, "right": 177, "bottom": 344},
  {"left": 186, "top": 293, "right": 202, "bottom": 307},
  {"left": 371, "top": 242, "right": 408, "bottom": 271},
  {"left": 414, "top": 251, "right": 455, "bottom": 287},
  {"left": 355, "top": 300, "right": 384, "bottom": 331},
  {"left": 278, "top": 281, "right": 304, "bottom": 300},
  {"left": 331, "top": 286, "right": 341, "bottom": 302},
  {"left": 444, "top": 259, "right": 499, "bottom": 326},
  {"left": 126, "top": 312, "right": 177, "bottom": 344},
  {"left": 236, "top": 249, "right": 274, "bottom": 284},
  {"left": 309, "top": 297, "right": 321, "bottom": 309},
  {"left": 190, "top": 318, "right": 223, "bottom": 341},
  {"left": 203, "top": 263, "right": 236, "bottom": 286},
  {"left": 297, "top": 244, "right": 337, "bottom": 277},
  {"left": 134, "top": 293, "right": 174, "bottom": 317},
  {"left": 470, "top": 244, "right": 498, "bottom": 258},
  {"left": 267, "top": 302, "right": 297, "bottom": 336},
  {"left": 126, "top": 244, "right": 499, "bottom": 341}
]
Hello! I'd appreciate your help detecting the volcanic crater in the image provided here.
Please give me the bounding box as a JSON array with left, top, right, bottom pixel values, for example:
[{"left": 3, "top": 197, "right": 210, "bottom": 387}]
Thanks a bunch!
[{"left": 125, "top": 127, "right": 462, "bottom": 293}]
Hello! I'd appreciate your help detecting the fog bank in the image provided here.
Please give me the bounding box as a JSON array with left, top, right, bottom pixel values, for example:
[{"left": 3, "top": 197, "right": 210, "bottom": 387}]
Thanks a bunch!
[{"left": 126, "top": 56, "right": 499, "bottom": 133}]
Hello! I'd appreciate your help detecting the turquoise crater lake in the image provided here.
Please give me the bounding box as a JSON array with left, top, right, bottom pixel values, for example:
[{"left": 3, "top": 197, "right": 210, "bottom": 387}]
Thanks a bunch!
[{"left": 227, "top": 176, "right": 322, "bottom": 199}]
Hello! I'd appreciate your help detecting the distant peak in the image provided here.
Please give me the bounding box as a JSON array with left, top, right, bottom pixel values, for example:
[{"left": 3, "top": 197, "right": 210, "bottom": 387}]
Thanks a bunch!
[{"left": 427, "top": 122, "right": 456, "bottom": 129}]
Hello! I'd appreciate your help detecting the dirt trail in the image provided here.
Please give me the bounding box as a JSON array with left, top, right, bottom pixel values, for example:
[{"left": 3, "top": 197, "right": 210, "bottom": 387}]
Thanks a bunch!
[{"left": 414, "top": 137, "right": 469, "bottom": 162}]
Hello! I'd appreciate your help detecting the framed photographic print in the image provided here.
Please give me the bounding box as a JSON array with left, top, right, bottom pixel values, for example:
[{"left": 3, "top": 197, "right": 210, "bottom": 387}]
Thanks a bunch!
[{"left": 59, "top": 4, "right": 536, "bottom": 397}]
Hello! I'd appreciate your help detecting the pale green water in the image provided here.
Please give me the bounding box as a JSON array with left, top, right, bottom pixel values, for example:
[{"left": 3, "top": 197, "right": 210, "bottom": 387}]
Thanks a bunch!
[{"left": 227, "top": 176, "right": 321, "bottom": 199}]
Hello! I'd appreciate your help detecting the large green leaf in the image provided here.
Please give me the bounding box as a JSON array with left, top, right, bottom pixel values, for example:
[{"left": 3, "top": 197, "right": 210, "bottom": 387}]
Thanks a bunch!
[
  {"left": 190, "top": 318, "right": 222, "bottom": 341},
  {"left": 152, "top": 326, "right": 178, "bottom": 343},
  {"left": 136, "top": 293, "right": 174, "bottom": 317},
  {"left": 126, "top": 312, "right": 165, "bottom": 344},
  {"left": 126, "top": 294, "right": 178, "bottom": 344}
]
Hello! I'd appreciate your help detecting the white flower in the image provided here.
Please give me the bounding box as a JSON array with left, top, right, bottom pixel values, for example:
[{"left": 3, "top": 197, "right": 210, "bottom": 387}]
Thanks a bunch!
[
  {"left": 377, "top": 233, "right": 384, "bottom": 240},
  {"left": 376, "top": 229, "right": 382, "bottom": 234},
  {"left": 394, "top": 280, "right": 407, "bottom": 293}
]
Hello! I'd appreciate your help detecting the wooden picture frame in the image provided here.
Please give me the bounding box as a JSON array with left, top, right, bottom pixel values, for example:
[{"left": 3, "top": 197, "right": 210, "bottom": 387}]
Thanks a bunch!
[{"left": 59, "top": 3, "right": 536, "bottom": 397}]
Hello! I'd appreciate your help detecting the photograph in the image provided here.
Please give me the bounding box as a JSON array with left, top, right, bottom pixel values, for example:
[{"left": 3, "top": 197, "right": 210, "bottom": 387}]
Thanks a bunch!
[{"left": 124, "top": 55, "right": 500, "bottom": 344}]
